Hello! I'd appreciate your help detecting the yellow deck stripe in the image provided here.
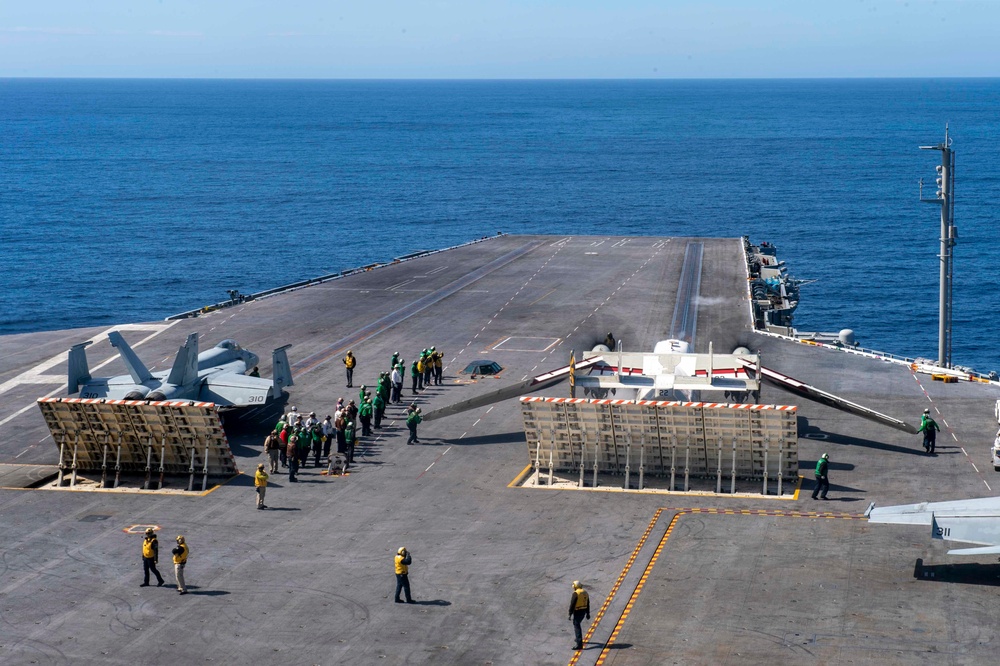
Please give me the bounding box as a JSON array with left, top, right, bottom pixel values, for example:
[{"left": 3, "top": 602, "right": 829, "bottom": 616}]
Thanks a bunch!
[
  {"left": 576, "top": 507, "right": 866, "bottom": 666},
  {"left": 567, "top": 508, "right": 664, "bottom": 666}
]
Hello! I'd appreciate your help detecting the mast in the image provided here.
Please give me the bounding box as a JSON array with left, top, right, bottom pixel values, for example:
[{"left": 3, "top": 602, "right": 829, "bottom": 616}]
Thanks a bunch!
[{"left": 919, "top": 126, "right": 956, "bottom": 369}]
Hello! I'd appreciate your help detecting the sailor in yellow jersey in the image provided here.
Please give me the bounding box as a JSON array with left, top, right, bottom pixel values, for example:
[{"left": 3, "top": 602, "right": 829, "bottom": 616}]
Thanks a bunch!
[
  {"left": 568, "top": 580, "right": 590, "bottom": 650},
  {"left": 343, "top": 350, "right": 356, "bottom": 387},
  {"left": 172, "top": 535, "right": 189, "bottom": 595},
  {"left": 394, "top": 547, "right": 414, "bottom": 603},
  {"left": 140, "top": 527, "right": 165, "bottom": 587},
  {"left": 254, "top": 463, "right": 269, "bottom": 509}
]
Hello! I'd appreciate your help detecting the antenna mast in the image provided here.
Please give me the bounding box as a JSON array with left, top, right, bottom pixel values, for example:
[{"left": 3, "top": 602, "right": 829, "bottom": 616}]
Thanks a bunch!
[{"left": 919, "top": 125, "right": 956, "bottom": 368}]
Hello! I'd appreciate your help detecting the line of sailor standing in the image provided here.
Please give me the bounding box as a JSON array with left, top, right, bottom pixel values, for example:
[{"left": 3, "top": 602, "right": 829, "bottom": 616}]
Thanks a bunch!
[{"left": 254, "top": 348, "right": 440, "bottom": 502}]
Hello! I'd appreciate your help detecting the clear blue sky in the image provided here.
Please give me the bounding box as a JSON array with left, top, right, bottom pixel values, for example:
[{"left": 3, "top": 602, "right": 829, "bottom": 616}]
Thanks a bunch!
[{"left": 1, "top": 1, "right": 997, "bottom": 78}]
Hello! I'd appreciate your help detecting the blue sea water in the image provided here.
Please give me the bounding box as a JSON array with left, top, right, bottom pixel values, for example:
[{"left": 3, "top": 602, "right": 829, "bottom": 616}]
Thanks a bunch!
[{"left": 2, "top": 79, "right": 999, "bottom": 371}]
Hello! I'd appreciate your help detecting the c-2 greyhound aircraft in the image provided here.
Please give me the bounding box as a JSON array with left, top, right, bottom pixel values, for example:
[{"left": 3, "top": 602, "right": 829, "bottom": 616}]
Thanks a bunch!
[
  {"left": 68, "top": 331, "right": 292, "bottom": 407},
  {"left": 866, "top": 496, "right": 1000, "bottom": 556}
]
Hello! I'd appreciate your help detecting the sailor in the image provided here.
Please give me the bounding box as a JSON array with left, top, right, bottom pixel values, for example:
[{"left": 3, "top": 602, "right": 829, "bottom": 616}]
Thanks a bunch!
[
  {"left": 378, "top": 372, "right": 391, "bottom": 404},
  {"left": 359, "top": 396, "right": 373, "bottom": 436},
  {"left": 373, "top": 390, "right": 386, "bottom": 429},
  {"left": 343, "top": 351, "right": 357, "bottom": 388},
  {"left": 278, "top": 424, "right": 291, "bottom": 467},
  {"left": 344, "top": 420, "right": 357, "bottom": 467},
  {"left": 432, "top": 348, "right": 443, "bottom": 385},
  {"left": 332, "top": 408, "right": 344, "bottom": 452},
  {"left": 254, "top": 464, "right": 269, "bottom": 509},
  {"left": 249, "top": 365, "right": 260, "bottom": 378},
  {"left": 311, "top": 424, "right": 324, "bottom": 467},
  {"left": 285, "top": 405, "right": 300, "bottom": 426},
  {"left": 296, "top": 425, "right": 311, "bottom": 467},
  {"left": 394, "top": 547, "right": 414, "bottom": 603},
  {"left": 264, "top": 431, "right": 281, "bottom": 473},
  {"left": 287, "top": 431, "right": 299, "bottom": 482},
  {"left": 604, "top": 332, "right": 616, "bottom": 350},
  {"left": 422, "top": 350, "right": 433, "bottom": 386},
  {"left": 918, "top": 409, "right": 940, "bottom": 454},
  {"left": 391, "top": 364, "right": 403, "bottom": 403},
  {"left": 172, "top": 535, "right": 189, "bottom": 595},
  {"left": 568, "top": 581, "right": 591, "bottom": 650},
  {"left": 140, "top": 527, "right": 165, "bottom": 587},
  {"left": 411, "top": 360, "right": 421, "bottom": 394},
  {"left": 406, "top": 406, "right": 422, "bottom": 445},
  {"left": 812, "top": 453, "right": 830, "bottom": 500},
  {"left": 321, "top": 415, "right": 334, "bottom": 459}
]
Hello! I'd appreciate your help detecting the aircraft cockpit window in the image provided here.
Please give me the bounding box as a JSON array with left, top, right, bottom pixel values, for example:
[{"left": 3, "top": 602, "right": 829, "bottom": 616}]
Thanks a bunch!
[{"left": 218, "top": 340, "right": 240, "bottom": 351}]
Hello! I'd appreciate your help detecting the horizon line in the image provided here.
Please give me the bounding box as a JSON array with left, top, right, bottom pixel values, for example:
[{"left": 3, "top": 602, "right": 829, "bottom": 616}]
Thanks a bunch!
[{"left": 3, "top": 75, "right": 1000, "bottom": 82}]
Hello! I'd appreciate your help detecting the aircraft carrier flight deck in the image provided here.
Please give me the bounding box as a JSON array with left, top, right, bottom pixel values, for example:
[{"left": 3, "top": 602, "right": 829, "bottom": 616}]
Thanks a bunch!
[{"left": 1, "top": 234, "right": 999, "bottom": 666}]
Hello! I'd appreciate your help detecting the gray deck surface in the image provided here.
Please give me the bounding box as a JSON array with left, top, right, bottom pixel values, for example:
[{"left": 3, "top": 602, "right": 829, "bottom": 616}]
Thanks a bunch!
[{"left": 1, "top": 234, "right": 999, "bottom": 666}]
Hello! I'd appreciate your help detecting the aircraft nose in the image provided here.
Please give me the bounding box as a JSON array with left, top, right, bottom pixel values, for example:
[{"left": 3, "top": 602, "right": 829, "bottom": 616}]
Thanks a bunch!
[{"left": 247, "top": 352, "right": 259, "bottom": 367}]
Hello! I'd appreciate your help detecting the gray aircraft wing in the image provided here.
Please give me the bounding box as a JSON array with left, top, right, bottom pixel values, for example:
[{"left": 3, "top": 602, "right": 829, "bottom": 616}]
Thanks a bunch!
[
  {"left": 866, "top": 496, "right": 1000, "bottom": 555},
  {"left": 78, "top": 375, "right": 162, "bottom": 400},
  {"left": 198, "top": 374, "right": 276, "bottom": 407}
]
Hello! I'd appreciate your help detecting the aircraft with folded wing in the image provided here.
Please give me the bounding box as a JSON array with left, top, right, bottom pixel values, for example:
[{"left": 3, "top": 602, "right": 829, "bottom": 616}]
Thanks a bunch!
[
  {"left": 866, "top": 496, "right": 1000, "bottom": 556},
  {"left": 68, "top": 330, "right": 292, "bottom": 408}
]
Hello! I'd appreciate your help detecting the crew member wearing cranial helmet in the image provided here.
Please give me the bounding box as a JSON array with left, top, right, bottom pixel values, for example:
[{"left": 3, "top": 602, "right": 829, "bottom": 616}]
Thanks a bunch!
[
  {"left": 394, "top": 547, "right": 414, "bottom": 603},
  {"left": 172, "top": 535, "right": 190, "bottom": 595},
  {"left": 255, "top": 463, "right": 269, "bottom": 510},
  {"left": 140, "top": 527, "right": 165, "bottom": 587},
  {"left": 918, "top": 408, "right": 940, "bottom": 454},
  {"left": 568, "top": 581, "right": 591, "bottom": 651},
  {"left": 343, "top": 350, "right": 357, "bottom": 387},
  {"left": 812, "top": 453, "right": 830, "bottom": 500}
]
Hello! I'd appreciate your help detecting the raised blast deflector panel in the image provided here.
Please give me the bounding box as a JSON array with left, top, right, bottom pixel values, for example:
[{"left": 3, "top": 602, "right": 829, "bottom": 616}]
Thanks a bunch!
[
  {"left": 37, "top": 398, "right": 238, "bottom": 476},
  {"left": 520, "top": 397, "right": 798, "bottom": 480}
]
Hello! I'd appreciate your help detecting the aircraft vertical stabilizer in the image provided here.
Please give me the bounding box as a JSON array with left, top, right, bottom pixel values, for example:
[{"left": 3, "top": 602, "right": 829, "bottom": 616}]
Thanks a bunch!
[
  {"left": 272, "top": 345, "right": 293, "bottom": 396},
  {"left": 108, "top": 331, "right": 154, "bottom": 384},
  {"left": 166, "top": 333, "right": 200, "bottom": 386},
  {"left": 67, "top": 342, "right": 93, "bottom": 393}
]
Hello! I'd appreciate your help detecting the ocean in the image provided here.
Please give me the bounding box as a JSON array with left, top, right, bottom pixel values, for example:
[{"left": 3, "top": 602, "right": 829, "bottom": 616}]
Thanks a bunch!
[{"left": 2, "top": 79, "right": 998, "bottom": 371}]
